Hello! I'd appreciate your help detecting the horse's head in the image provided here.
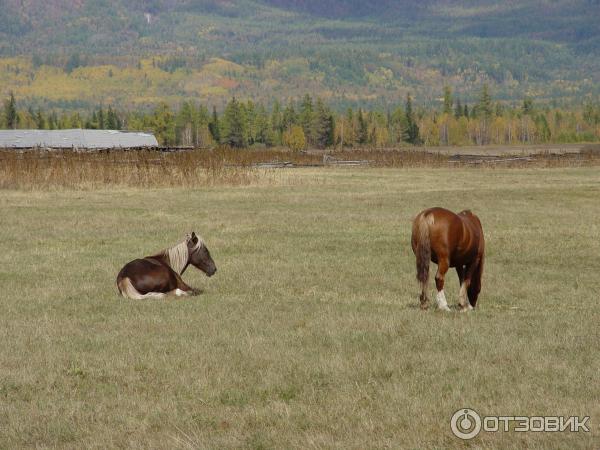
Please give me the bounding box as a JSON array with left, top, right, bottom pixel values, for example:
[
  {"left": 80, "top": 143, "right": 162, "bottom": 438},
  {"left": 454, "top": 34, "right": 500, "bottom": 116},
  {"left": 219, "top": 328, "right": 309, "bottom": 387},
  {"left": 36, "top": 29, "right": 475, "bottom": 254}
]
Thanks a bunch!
[{"left": 186, "top": 232, "right": 217, "bottom": 277}]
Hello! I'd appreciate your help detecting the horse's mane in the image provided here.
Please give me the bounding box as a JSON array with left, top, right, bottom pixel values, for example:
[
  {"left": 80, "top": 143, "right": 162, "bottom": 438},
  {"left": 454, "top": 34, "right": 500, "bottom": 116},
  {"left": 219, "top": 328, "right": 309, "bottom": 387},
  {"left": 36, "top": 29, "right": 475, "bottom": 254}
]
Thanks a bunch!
[{"left": 161, "top": 235, "right": 204, "bottom": 274}]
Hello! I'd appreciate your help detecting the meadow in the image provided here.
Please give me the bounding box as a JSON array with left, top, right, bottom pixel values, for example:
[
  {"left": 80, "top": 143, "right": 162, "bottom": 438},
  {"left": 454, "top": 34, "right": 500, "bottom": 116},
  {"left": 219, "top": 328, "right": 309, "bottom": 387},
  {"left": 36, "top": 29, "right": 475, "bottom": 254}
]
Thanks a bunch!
[{"left": 1, "top": 164, "right": 599, "bottom": 448}]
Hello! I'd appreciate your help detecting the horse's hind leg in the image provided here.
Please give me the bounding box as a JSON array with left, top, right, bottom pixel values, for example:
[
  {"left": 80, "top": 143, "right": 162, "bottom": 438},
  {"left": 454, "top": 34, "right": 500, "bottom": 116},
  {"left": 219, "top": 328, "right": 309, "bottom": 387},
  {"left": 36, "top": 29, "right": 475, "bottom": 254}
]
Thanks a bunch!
[
  {"left": 435, "top": 257, "right": 451, "bottom": 311},
  {"left": 456, "top": 266, "right": 472, "bottom": 311},
  {"left": 419, "top": 283, "right": 429, "bottom": 310},
  {"left": 461, "top": 261, "right": 482, "bottom": 310}
]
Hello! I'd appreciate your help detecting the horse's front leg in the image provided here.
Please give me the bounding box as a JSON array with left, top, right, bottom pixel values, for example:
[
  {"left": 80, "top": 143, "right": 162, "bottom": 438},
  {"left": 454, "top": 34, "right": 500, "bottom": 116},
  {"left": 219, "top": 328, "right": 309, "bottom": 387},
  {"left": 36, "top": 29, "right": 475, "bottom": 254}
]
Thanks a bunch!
[
  {"left": 172, "top": 274, "right": 200, "bottom": 297},
  {"left": 174, "top": 284, "right": 201, "bottom": 297},
  {"left": 435, "top": 257, "right": 451, "bottom": 311}
]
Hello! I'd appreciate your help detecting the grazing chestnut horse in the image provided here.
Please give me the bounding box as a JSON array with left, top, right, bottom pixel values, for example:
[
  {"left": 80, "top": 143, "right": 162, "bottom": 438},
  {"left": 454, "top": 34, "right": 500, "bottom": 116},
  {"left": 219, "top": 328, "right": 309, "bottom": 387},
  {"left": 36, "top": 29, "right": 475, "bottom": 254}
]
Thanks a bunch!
[
  {"left": 411, "top": 208, "right": 484, "bottom": 311},
  {"left": 117, "top": 232, "right": 216, "bottom": 299}
]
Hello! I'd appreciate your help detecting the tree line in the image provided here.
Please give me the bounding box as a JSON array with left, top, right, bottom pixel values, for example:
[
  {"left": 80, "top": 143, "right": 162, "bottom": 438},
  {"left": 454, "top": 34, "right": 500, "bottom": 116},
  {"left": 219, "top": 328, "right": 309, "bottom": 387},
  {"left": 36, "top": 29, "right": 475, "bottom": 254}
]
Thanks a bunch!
[{"left": 2, "top": 87, "right": 600, "bottom": 148}]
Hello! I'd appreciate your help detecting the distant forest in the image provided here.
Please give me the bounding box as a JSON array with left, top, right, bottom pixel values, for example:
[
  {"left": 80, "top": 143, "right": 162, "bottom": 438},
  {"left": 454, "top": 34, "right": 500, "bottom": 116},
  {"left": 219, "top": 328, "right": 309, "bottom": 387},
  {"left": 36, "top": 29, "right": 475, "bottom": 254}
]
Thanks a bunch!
[
  {"left": 1, "top": 0, "right": 599, "bottom": 107},
  {"left": 3, "top": 87, "right": 600, "bottom": 148}
]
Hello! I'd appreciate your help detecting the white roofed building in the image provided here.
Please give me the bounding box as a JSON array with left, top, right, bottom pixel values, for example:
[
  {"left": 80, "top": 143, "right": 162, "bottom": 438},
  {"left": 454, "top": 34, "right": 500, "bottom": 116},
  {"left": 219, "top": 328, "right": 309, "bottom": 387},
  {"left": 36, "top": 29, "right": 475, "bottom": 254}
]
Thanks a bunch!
[{"left": 0, "top": 129, "right": 158, "bottom": 150}]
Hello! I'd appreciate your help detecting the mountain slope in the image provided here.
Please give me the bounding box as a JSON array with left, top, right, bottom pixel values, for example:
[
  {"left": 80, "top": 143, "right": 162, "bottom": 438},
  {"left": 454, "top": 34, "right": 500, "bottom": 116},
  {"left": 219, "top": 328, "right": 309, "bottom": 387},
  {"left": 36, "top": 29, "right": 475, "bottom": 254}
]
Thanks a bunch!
[{"left": 0, "top": 0, "right": 598, "bottom": 109}]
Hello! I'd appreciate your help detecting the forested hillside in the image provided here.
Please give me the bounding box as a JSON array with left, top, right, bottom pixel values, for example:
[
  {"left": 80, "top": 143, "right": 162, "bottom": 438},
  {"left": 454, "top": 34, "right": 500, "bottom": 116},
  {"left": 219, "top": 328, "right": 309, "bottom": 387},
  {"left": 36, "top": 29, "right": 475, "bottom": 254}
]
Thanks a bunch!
[{"left": 0, "top": 0, "right": 599, "bottom": 110}]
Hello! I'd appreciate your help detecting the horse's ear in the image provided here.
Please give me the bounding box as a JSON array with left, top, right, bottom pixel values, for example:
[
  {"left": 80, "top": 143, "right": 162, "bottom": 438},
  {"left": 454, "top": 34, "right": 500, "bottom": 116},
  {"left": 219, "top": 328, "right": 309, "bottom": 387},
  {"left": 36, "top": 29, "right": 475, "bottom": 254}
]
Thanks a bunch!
[{"left": 191, "top": 232, "right": 198, "bottom": 244}]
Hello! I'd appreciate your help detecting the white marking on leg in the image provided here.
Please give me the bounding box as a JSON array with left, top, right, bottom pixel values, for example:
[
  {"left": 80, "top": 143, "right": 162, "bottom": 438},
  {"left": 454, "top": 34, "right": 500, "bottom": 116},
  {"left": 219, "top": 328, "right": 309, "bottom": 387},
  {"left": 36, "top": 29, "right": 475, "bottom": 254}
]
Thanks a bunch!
[
  {"left": 459, "top": 282, "right": 469, "bottom": 310},
  {"left": 436, "top": 290, "right": 450, "bottom": 311},
  {"left": 174, "top": 288, "right": 188, "bottom": 297}
]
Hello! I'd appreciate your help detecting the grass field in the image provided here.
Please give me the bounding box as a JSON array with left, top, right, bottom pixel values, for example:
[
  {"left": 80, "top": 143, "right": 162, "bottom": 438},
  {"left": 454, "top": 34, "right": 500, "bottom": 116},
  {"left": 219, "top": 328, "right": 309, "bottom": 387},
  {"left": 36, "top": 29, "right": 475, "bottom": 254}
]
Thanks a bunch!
[{"left": 1, "top": 167, "right": 599, "bottom": 449}]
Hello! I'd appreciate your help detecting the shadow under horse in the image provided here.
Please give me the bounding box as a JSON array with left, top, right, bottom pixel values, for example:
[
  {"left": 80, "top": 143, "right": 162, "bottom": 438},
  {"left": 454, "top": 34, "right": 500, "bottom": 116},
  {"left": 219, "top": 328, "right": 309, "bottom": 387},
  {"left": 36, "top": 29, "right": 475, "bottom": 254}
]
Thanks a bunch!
[
  {"left": 117, "top": 232, "right": 216, "bottom": 299},
  {"left": 411, "top": 207, "right": 485, "bottom": 311}
]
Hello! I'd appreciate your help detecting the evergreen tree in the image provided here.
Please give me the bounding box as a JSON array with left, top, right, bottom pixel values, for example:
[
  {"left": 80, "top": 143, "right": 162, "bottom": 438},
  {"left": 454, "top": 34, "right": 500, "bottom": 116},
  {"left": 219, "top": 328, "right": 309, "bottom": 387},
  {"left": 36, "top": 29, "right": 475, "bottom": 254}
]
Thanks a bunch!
[
  {"left": 495, "top": 102, "right": 504, "bottom": 117},
  {"left": 357, "top": 108, "right": 368, "bottom": 144},
  {"left": 106, "top": 106, "right": 119, "bottom": 129},
  {"left": 405, "top": 93, "right": 420, "bottom": 144},
  {"left": 26, "top": 106, "right": 35, "bottom": 126},
  {"left": 386, "top": 108, "right": 391, "bottom": 130},
  {"left": 475, "top": 84, "right": 493, "bottom": 144},
  {"left": 35, "top": 109, "right": 45, "bottom": 129},
  {"left": 343, "top": 107, "right": 355, "bottom": 147},
  {"left": 48, "top": 111, "right": 58, "bottom": 130},
  {"left": 536, "top": 114, "right": 551, "bottom": 142},
  {"left": 270, "top": 100, "right": 283, "bottom": 144},
  {"left": 454, "top": 98, "right": 463, "bottom": 118},
  {"left": 313, "top": 98, "right": 334, "bottom": 148},
  {"left": 90, "top": 111, "right": 98, "bottom": 129},
  {"left": 326, "top": 114, "right": 335, "bottom": 147},
  {"left": 70, "top": 112, "right": 83, "bottom": 129},
  {"left": 389, "top": 106, "right": 407, "bottom": 143},
  {"left": 97, "top": 108, "right": 105, "bottom": 129},
  {"left": 208, "top": 106, "right": 220, "bottom": 144},
  {"left": 443, "top": 86, "right": 453, "bottom": 115},
  {"left": 65, "top": 53, "right": 82, "bottom": 73},
  {"left": 523, "top": 98, "right": 534, "bottom": 115},
  {"left": 222, "top": 97, "right": 247, "bottom": 148},
  {"left": 282, "top": 100, "right": 297, "bottom": 131},
  {"left": 192, "top": 103, "right": 210, "bottom": 147},
  {"left": 477, "top": 83, "right": 493, "bottom": 120},
  {"left": 244, "top": 100, "right": 256, "bottom": 145},
  {"left": 254, "top": 104, "right": 270, "bottom": 145},
  {"left": 4, "top": 93, "right": 18, "bottom": 129},
  {"left": 299, "top": 94, "right": 314, "bottom": 144},
  {"left": 369, "top": 125, "right": 377, "bottom": 146}
]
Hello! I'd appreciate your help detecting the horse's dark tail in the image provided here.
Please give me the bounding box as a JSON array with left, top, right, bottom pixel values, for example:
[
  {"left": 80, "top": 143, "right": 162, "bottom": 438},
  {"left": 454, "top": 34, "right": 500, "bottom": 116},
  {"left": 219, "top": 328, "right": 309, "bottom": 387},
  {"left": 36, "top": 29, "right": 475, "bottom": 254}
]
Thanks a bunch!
[
  {"left": 414, "top": 213, "right": 432, "bottom": 287},
  {"left": 468, "top": 252, "right": 484, "bottom": 307}
]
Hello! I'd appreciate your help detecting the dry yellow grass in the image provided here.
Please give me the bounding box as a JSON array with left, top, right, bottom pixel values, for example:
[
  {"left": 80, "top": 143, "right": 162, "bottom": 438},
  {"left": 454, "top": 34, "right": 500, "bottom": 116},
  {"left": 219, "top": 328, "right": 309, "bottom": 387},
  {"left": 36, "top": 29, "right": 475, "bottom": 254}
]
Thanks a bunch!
[
  {"left": 1, "top": 147, "right": 598, "bottom": 191},
  {"left": 0, "top": 166, "right": 599, "bottom": 448},
  {"left": 0, "top": 149, "right": 277, "bottom": 190}
]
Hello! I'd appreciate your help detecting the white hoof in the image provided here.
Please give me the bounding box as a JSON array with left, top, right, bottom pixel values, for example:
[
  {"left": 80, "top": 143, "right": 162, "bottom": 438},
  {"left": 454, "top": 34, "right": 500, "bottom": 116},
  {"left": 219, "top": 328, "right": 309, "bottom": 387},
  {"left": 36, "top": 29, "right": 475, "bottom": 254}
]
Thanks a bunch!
[
  {"left": 174, "top": 288, "right": 189, "bottom": 297},
  {"left": 439, "top": 304, "right": 451, "bottom": 312}
]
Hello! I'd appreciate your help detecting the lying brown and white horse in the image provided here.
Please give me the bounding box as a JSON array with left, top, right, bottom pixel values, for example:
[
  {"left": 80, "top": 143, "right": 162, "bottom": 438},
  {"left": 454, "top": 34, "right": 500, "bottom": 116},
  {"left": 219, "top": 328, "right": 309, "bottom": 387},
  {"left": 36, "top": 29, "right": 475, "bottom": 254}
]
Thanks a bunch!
[
  {"left": 411, "top": 207, "right": 484, "bottom": 311},
  {"left": 117, "top": 232, "right": 216, "bottom": 299}
]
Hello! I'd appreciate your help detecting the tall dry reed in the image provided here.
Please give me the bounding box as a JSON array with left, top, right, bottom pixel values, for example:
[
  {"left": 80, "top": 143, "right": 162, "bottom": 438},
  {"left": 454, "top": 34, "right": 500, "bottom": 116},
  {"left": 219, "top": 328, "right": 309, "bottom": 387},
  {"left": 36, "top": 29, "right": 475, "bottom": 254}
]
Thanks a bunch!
[
  {"left": 0, "top": 148, "right": 269, "bottom": 190},
  {"left": 1, "top": 146, "right": 599, "bottom": 190}
]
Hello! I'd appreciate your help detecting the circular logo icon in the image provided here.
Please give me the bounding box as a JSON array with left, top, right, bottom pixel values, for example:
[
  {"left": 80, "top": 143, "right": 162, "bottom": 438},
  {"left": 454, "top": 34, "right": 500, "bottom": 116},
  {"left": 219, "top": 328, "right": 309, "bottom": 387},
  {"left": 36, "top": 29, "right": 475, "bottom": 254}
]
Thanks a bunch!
[{"left": 451, "top": 408, "right": 482, "bottom": 440}]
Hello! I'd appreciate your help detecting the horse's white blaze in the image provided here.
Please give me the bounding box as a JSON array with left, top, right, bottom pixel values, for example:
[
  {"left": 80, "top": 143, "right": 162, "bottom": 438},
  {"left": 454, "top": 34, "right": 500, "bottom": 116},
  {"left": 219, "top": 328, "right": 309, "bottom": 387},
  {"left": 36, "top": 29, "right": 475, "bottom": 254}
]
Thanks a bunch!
[{"left": 436, "top": 290, "right": 450, "bottom": 311}]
